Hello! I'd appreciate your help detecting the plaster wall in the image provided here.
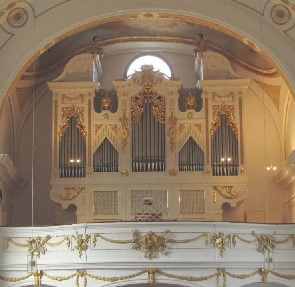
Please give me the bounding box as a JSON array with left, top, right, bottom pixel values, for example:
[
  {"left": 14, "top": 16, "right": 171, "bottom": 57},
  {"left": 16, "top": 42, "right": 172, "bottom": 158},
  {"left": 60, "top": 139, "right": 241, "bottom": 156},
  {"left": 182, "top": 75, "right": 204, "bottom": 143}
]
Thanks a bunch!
[
  {"left": 0, "top": 96, "right": 15, "bottom": 161},
  {"left": 243, "top": 87, "right": 286, "bottom": 222}
]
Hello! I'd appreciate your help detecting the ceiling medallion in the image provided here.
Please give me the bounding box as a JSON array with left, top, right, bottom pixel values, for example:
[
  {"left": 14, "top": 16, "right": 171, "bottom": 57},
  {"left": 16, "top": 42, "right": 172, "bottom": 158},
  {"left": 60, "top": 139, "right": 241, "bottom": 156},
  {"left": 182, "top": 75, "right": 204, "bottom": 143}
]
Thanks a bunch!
[
  {"left": 270, "top": 4, "right": 291, "bottom": 25},
  {"left": 7, "top": 7, "right": 28, "bottom": 28}
]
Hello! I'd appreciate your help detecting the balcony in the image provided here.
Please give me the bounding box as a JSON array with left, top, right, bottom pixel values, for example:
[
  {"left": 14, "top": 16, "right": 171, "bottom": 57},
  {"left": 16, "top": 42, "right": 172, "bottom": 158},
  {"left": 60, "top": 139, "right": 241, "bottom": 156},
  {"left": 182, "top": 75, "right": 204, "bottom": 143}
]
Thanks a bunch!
[{"left": 0, "top": 221, "right": 294, "bottom": 287}]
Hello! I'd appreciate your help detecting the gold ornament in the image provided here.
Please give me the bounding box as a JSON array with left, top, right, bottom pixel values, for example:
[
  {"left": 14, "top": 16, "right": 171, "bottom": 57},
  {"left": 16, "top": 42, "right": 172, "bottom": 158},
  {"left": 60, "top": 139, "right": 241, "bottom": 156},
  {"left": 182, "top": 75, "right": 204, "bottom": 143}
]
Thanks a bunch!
[{"left": 132, "top": 229, "right": 170, "bottom": 259}]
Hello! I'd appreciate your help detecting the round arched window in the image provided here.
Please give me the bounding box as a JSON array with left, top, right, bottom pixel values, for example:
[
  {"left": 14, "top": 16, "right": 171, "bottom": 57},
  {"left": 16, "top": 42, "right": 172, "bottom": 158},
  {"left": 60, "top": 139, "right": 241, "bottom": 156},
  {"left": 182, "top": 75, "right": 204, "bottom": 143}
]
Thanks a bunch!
[{"left": 126, "top": 55, "right": 172, "bottom": 78}]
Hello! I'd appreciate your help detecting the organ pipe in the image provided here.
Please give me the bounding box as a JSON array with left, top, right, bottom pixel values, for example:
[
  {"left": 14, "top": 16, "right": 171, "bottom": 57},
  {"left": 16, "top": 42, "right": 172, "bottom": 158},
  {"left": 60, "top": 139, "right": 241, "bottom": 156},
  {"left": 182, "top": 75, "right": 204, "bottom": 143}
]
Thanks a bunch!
[
  {"left": 93, "top": 138, "right": 119, "bottom": 172},
  {"left": 132, "top": 101, "right": 165, "bottom": 172},
  {"left": 211, "top": 114, "right": 239, "bottom": 176},
  {"left": 59, "top": 116, "right": 86, "bottom": 177}
]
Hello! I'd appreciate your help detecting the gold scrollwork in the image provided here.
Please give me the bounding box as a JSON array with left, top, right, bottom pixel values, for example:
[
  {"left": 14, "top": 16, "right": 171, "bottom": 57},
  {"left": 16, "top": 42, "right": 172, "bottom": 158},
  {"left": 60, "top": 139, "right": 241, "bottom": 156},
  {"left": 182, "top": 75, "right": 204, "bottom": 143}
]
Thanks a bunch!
[
  {"left": 168, "top": 110, "right": 177, "bottom": 151},
  {"left": 212, "top": 232, "right": 230, "bottom": 257},
  {"left": 131, "top": 89, "right": 165, "bottom": 124},
  {"left": 58, "top": 105, "right": 86, "bottom": 141},
  {"left": 119, "top": 110, "right": 130, "bottom": 152},
  {"left": 213, "top": 186, "right": 241, "bottom": 200},
  {"left": 58, "top": 187, "right": 85, "bottom": 201},
  {"left": 210, "top": 103, "right": 238, "bottom": 138},
  {"left": 132, "top": 229, "right": 170, "bottom": 259},
  {"left": 72, "top": 233, "right": 91, "bottom": 258}
]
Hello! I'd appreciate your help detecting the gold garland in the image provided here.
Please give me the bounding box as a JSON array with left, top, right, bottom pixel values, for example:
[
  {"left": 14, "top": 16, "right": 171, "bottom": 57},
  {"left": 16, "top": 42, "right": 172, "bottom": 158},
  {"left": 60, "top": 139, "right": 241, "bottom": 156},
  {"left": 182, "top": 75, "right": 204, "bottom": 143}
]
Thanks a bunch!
[
  {"left": 156, "top": 269, "right": 218, "bottom": 281},
  {"left": 43, "top": 271, "right": 77, "bottom": 281},
  {"left": 4, "top": 238, "right": 30, "bottom": 249},
  {"left": 46, "top": 236, "right": 71, "bottom": 248},
  {"left": 269, "top": 270, "right": 295, "bottom": 280},
  {"left": 167, "top": 232, "right": 209, "bottom": 245},
  {"left": 86, "top": 269, "right": 146, "bottom": 282},
  {"left": 225, "top": 269, "right": 259, "bottom": 279},
  {"left": 0, "top": 273, "right": 32, "bottom": 282},
  {"left": 4, "top": 235, "right": 71, "bottom": 252},
  {"left": 232, "top": 234, "right": 257, "bottom": 246},
  {"left": 92, "top": 232, "right": 208, "bottom": 247},
  {"left": 92, "top": 233, "right": 132, "bottom": 247},
  {"left": 1, "top": 268, "right": 295, "bottom": 286}
]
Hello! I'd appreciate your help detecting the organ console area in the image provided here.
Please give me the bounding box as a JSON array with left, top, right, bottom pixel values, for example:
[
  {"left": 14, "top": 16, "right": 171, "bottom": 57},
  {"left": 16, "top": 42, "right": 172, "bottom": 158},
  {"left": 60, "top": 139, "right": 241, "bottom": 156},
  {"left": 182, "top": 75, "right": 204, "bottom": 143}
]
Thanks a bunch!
[{"left": 48, "top": 52, "right": 249, "bottom": 223}]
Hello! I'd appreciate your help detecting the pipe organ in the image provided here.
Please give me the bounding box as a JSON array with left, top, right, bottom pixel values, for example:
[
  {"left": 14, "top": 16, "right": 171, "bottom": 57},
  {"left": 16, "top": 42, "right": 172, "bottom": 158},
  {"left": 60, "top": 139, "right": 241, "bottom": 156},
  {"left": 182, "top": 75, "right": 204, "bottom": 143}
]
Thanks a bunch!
[{"left": 48, "top": 54, "right": 249, "bottom": 223}]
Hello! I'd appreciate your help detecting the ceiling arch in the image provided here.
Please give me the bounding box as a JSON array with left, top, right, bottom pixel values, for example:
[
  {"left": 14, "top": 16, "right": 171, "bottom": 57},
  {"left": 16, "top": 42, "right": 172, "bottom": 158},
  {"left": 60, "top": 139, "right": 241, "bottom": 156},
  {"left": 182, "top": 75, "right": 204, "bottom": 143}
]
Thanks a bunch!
[{"left": 0, "top": 0, "right": 295, "bottom": 117}]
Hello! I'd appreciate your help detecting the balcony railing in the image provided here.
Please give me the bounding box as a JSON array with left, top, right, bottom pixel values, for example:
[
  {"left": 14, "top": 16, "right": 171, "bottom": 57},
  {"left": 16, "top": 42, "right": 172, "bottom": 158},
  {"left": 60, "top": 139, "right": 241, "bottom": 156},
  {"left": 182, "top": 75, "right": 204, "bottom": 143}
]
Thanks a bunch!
[{"left": 0, "top": 222, "right": 294, "bottom": 287}]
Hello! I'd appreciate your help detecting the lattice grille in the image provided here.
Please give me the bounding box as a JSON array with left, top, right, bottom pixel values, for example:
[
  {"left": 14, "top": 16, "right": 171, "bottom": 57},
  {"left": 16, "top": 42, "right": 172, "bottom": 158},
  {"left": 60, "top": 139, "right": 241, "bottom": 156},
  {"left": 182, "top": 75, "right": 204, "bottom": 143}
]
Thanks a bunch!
[
  {"left": 179, "top": 190, "right": 205, "bottom": 214},
  {"left": 93, "top": 191, "right": 118, "bottom": 215},
  {"left": 131, "top": 190, "right": 168, "bottom": 220}
]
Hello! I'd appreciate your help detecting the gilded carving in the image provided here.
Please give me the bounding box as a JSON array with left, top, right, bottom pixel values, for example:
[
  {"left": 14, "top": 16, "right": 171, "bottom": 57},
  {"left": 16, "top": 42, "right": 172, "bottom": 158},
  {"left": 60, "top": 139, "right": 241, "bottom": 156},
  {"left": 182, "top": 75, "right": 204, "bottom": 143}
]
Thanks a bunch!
[
  {"left": 95, "top": 124, "right": 103, "bottom": 134},
  {"left": 131, "top": 89, "right": 165, "bottom": 124},
  {"left": 239, "top": 97, "right": 244, "bottom": 165},
  {"left": 252, "top": 232, "right": 276, "bottom": 254},
  {"left": 193, "top": 33, "right": 209, "bottom": 57},
  {"left": 132, "top": 229, "right": 170, "bottom": 259},
  {"left": 88, "top": 98, "right": 91, "bottom": 167},
  {"left": 58, "top": 105, "right": 86, "bottom": 141},
  {"left": 232, "top": 232, "right": 295, "bottom": 252},
  {"left": 4, "top": 235, "right": 71, "bottom": 257},
  {"left": 148, "top": 269, "right": 156, "bottom": 284},
  {"left": 87, "top": 36, "right": 104, "bottom": 57},
  {"left": 4, "top": 236, "right": 51, "bottom": 258},
  {"left": 119, "top": 110, "right": 130, "bottom": 152},
  {"left": 210, "top": 104, "right": 238, "bottom": 138},
  {"left": 61, "top": 94, "right": 84, "bottom": 104},
  {"left": 185, "top": 92, "right": 196, "bottom": 109},
  {"left": 168, "top": 110, "right": 177, "bottom": 151},
  {"left": 213, "top": 186, "right": 241, "bottom": 199},
  {"left": 169, "top": 169, "right": 177, "bottom": 176},
  {"left": 212, "top": 232, "right": 230, "bottom": 257},
  {"left": 121, "top": 169, "right": 129, "bottom": 177},
  {"left": 72, "top": 233, "right": 91, "bottom": 258},
  {"left": 178, "top": 123, "right": 188, "bottom": 133},
  {"left": 213, "top": 91, "right": 234, "bottom": 101},
  {"left": 259, "top": 268, "right": 269, "bottom": 284},
  {"left": 57, "top": 187, "right": 85, "bottom": 202},
  {"left": 205, "top": 98, "right": 209, "bottom": 165},
  {"left": 33, "top": 270, "right": 43, "bottom": 286},
  {"left": 101, "top": 95, "right": 112, "bottom": 110},
  {"left": 54, "top": 99, "right": 58, "bottom": 168}
]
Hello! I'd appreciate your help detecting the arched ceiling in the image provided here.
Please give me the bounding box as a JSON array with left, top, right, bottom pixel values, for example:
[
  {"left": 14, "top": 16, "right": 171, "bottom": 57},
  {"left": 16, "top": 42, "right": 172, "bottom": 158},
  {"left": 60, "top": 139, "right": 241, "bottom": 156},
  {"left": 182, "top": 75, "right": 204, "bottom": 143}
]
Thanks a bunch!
[
  {"left": 1, "top": 0, "right": 295, "bottom": 111},
  {"left": 28, "top": 15, "right": 273, "bottom": 76}
]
